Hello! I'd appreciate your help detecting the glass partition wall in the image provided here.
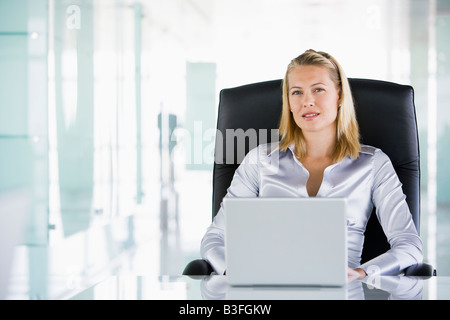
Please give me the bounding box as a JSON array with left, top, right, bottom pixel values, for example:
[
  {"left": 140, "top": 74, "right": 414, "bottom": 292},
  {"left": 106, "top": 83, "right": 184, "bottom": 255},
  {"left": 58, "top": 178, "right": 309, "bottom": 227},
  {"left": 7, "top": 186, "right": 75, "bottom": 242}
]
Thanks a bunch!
[{"left": 1, "top": 0, "right": 449, "bottom": 299}]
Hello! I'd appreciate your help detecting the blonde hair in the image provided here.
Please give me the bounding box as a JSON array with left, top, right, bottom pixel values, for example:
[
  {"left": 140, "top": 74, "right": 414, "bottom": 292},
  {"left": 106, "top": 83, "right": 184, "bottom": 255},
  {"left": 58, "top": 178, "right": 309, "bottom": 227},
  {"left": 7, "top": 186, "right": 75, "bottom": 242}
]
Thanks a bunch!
[{"left": 279, "top": 49, "right": 361, "bottom": 162}]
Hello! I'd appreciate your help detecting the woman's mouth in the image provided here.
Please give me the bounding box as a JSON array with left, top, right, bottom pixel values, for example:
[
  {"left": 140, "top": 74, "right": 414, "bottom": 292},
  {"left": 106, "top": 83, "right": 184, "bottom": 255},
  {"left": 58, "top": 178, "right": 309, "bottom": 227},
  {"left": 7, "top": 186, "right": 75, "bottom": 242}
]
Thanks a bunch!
[{"left": 302, "top": 112, "right": 320, "bottom": 119}]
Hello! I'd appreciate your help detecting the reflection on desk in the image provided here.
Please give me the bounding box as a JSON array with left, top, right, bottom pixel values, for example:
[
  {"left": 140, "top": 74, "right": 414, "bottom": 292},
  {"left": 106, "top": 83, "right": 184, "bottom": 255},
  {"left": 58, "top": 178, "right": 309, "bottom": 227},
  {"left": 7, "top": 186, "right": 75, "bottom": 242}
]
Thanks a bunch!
[
  {"left": 201, "top": 275, "right": 424, "bottom": 300},
  {"left": 69, "top": 275, "right": 450, "bottom": 300}
]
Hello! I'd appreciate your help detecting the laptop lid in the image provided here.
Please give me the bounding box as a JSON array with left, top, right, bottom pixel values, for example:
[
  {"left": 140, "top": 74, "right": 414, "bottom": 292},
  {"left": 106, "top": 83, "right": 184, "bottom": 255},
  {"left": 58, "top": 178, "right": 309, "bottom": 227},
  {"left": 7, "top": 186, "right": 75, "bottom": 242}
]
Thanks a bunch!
[{"left": 224, "top": 197, "right": 348, "bottom": 287}]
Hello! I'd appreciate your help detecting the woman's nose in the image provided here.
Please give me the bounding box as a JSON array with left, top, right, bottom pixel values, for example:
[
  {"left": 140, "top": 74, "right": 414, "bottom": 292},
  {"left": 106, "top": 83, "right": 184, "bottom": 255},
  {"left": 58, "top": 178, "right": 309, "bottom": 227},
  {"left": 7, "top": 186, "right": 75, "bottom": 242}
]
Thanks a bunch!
[{"left": 303, "top": 92, "right": 314, "bottom": 107}]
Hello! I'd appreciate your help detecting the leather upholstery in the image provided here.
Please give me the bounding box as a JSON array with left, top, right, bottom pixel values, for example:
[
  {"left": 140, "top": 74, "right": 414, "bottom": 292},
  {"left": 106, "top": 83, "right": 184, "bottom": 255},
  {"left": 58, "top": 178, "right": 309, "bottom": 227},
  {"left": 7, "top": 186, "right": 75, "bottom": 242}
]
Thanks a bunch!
[
  {"left": 183, "top": 78, "right": 434, "bottom": 276},
  {"left": 213, "top": 78, "right": 419, "bottom": 263}
]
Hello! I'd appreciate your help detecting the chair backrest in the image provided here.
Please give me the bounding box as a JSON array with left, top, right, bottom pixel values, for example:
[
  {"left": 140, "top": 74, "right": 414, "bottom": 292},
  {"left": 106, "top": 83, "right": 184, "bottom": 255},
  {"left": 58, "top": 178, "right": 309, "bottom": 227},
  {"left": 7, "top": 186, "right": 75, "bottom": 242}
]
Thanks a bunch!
[{"left": 212, "top": 78, "right": 420, "bottom": 264}]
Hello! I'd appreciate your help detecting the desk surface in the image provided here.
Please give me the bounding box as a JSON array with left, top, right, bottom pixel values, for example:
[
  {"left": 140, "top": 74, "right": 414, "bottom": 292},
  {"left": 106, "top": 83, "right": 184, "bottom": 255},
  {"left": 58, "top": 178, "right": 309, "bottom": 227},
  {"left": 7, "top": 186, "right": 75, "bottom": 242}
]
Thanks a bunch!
[{"left": 68, "top": 275, "right": 450, "bottom": 300}]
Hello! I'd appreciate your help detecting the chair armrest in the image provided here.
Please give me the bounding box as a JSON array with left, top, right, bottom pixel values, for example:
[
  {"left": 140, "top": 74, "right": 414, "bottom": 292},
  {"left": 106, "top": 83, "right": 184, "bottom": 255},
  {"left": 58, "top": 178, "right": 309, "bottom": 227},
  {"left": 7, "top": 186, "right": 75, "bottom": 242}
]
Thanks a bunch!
[
  {"left": 183, "top": 260, "right": 437, "bottom": 277},
  {"left": 404, "top": 263, "right": 436, "bottom": 277},
  {"left": 183, "top": 259, "right": 214, "bottom": 276}
]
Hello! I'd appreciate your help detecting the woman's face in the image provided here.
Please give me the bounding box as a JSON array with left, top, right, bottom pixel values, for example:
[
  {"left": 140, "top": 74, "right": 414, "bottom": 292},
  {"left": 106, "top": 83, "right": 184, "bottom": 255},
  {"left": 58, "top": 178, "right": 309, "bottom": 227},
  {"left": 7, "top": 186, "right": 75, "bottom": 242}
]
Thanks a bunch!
[{"left": 288, "top": 65, "right": 340, "bottom": 136}]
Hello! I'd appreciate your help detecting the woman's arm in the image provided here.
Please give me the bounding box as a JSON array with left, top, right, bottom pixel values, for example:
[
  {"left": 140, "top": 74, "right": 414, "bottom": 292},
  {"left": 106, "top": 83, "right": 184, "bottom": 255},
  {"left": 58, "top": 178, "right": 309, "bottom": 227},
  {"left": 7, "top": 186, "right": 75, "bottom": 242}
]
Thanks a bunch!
[
  {"left": 358, "top": 149, "right": 423, "bottom": 275},
  {"left": 200, "top": 146, "right": 262, "bottom": 274}
]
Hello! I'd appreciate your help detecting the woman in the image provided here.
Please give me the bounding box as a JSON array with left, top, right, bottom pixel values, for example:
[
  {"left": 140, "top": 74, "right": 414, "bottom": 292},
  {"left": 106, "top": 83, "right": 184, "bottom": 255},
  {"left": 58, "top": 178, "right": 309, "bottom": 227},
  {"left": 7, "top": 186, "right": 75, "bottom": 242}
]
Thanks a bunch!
[{"left": 200, "top": 49, "right": 423, "bottom": 280}]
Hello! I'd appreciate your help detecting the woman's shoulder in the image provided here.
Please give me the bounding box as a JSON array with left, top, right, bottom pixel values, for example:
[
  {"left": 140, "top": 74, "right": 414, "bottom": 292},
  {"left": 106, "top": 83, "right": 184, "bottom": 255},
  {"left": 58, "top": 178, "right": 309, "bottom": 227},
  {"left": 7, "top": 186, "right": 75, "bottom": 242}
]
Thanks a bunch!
[
  {"left": 247, "top": 142, "right": 284, "bottom": 156},
  {"left": 359, "top": 144, "right": 379, "bottom": 156},
  {"left": 242, "top": 142, "right": 287, "bottom": 165},
  {"left": 358, "top": 144, "right": 391, "bottom": 163}
]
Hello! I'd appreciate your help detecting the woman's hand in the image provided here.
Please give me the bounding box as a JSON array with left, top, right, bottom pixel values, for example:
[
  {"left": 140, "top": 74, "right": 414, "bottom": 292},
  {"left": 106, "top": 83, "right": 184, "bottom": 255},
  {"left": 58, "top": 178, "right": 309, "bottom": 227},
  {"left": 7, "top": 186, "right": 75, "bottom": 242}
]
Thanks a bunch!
[{"left": 347, "top": 267, "right": 367, "bottom": 282}]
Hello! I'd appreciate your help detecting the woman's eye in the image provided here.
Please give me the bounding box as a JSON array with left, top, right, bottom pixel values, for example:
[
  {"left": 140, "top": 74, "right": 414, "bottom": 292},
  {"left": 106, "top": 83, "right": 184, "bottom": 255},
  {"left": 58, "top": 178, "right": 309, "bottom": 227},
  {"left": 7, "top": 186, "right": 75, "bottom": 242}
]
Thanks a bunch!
[
  {"left": 314, "top": 88, "right": 324, "bottom": 93},
  {"left": 292, "top": 91, "right": 302, "bottom": 95}
]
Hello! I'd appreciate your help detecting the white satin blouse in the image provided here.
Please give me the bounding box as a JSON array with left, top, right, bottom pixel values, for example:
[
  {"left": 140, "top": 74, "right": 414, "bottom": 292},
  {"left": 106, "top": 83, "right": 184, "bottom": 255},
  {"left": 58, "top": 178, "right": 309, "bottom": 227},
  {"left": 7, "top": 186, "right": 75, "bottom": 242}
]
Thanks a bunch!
[{"left": 200, "top": 143, "right": 423, "bottom": 276}]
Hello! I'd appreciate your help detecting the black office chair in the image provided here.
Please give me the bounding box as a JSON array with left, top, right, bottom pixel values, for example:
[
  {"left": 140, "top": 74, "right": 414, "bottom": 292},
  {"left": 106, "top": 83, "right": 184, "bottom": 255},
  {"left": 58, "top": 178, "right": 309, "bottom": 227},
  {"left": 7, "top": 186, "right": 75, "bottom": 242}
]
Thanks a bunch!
[{"left": 183, "top": 78, "right": 436, "bottom": 277}]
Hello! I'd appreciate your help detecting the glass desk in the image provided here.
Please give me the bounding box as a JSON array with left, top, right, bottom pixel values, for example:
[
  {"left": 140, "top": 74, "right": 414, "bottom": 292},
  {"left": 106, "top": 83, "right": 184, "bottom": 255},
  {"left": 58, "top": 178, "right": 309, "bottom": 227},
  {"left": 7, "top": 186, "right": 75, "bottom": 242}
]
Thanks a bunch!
[{"left": 68, "top": 275, "right": 450, "bottom": 300}]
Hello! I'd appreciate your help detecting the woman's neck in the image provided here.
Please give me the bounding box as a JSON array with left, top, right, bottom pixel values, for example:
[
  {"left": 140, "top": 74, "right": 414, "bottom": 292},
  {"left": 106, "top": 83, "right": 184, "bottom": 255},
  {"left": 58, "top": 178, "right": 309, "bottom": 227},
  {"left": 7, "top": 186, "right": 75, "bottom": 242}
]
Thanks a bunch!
[{"left": 302, "top": 130, "right": 337, "bottom": 160}]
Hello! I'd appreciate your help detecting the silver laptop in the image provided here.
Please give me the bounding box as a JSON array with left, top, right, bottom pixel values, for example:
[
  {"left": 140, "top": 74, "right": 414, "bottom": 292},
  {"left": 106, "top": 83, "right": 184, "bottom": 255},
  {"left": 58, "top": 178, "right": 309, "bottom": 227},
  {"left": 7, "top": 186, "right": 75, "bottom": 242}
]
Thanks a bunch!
[{"left": 224, "top": 197, "right": 348, "bottom": 287}]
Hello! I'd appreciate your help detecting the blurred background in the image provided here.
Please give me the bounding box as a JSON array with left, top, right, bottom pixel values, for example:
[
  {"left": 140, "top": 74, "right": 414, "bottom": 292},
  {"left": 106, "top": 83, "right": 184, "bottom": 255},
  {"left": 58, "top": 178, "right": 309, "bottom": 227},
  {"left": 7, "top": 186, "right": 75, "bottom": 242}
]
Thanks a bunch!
[{"left": 0, "top": 0, "right": 449, "bottom": 299}]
